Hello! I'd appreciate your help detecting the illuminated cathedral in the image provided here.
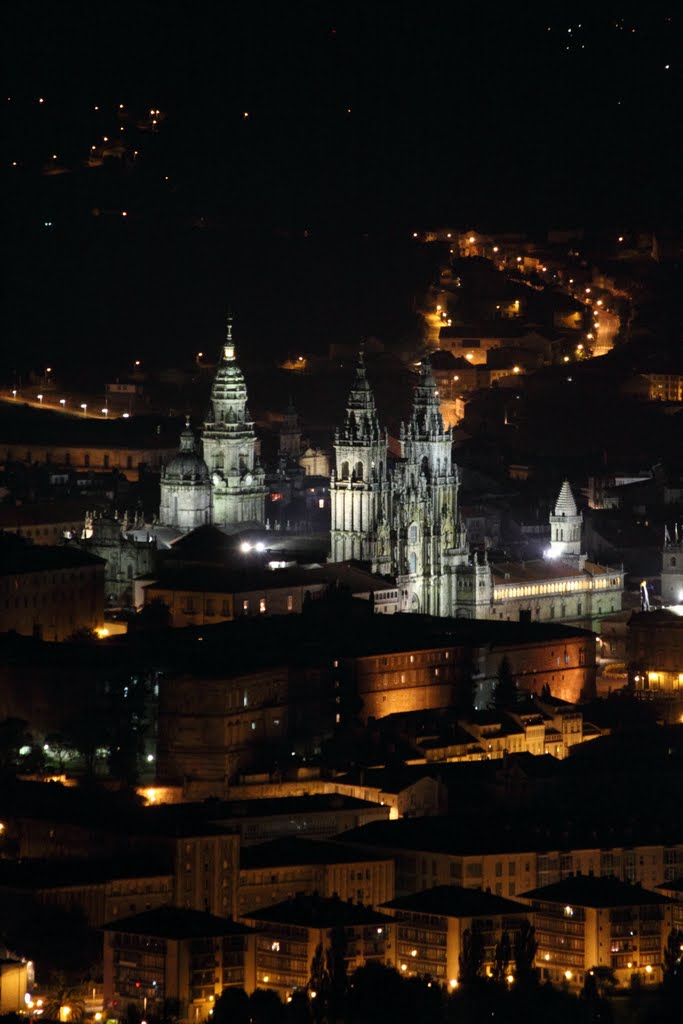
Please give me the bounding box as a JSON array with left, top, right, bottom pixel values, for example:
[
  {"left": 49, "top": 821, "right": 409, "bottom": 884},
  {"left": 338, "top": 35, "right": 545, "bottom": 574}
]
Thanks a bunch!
[
  {"left": 330, "top": 353, "right": 624, "bottom": 626},
  {"left": 159, "top": 318, "right": 267, "bottom": 531}
]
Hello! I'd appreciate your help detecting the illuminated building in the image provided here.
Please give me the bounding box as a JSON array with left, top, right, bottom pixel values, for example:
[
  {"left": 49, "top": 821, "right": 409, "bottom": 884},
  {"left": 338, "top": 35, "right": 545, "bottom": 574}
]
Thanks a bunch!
[
  {"left": 628, "top": 609, "right": 683, "bottom": 699},
  {"left": 241, "top": 893, "right": 394, "bottom": 998},
  {"left": 382, "top": 886, "right": 530, "bottom": 983},
  {"left": 159, "top": 318, "right": 266, "bottom": 531},
  {"left": 330, "top": 358, "right": 622, "bottom": 627},
  {"left": 661, "top": 531, "right": 683, "bottom": 606},
  {"left": 103, "top": 908, "right": 255, "bottom": 1018},
  {"left": 0, "top": 541, "right": 104, "bottom": 641},
  {"left": 330, "top": 353, "right": 469, "bottom": 615},
  {"left": 238, "top": 836, "right": 395, "bottom": 916},
  {"left": 519, "top": 875, "right": 673, "bottom": 990}
]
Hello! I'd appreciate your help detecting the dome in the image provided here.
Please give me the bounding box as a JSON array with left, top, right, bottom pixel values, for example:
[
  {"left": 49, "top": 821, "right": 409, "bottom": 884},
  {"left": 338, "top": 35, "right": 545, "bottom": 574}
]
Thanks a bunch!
[{"left": 163, "top": 419, "right": 210, "bottom": 483}]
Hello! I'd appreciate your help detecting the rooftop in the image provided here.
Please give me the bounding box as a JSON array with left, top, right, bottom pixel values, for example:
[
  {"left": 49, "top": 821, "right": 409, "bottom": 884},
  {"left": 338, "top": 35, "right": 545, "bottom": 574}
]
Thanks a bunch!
[
  {"left": 103, "top": 906, "right": 253, "bottom": 939},
  {"left": 240, "top": 836, "right": 389, "bottom": 870},
  {"left": 520, "top": 875, "right": 673, "bottom": 908},
  {"left": 0, "top": 537, "right": 105, "bottom": 576},
  {"left": 242, "top": 893, "right": 394, "bottom": 928},
  {"left": 384, "top": 885, "right": 529, "bottom": 919}
]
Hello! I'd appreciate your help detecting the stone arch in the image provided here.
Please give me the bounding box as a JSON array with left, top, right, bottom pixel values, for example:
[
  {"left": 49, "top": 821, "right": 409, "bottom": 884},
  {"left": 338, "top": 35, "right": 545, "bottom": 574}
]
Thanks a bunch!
[
  {"left": 341, "top": 461, "right": 350, "bottom": 480},
  {"left": 354, "top": 461, "right": 364, "bottom": 481}
]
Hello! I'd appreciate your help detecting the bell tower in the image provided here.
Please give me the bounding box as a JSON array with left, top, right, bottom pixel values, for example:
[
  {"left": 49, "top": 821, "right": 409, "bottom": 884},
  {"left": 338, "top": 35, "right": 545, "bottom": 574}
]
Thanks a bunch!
[
  {"left": 201, "top": 316, "right": 267, "bottom": 528},
  {"left": 547, "top": 480, "right": 583, "bottom": 561},
  {"left": 330, "top": 350, "right": 389, "bottom": 564}
]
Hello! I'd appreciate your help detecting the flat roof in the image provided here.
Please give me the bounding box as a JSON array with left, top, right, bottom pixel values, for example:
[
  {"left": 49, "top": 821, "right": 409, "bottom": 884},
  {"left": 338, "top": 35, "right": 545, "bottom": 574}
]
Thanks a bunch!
[{"left": 384, "top": 885, "right": 530, "bottom": 919}]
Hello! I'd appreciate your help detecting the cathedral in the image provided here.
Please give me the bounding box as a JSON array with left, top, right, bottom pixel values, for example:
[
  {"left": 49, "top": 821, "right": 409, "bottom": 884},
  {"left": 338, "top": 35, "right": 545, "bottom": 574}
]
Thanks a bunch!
[
  {"left": 330, "top": 352, "right": 470, "bottom": 615},
  {"left": 159, "top": 318, "right": 267, "bottom": 531},
  {"left": 330, "top": 353, "right": 624, "bottom": 626}
]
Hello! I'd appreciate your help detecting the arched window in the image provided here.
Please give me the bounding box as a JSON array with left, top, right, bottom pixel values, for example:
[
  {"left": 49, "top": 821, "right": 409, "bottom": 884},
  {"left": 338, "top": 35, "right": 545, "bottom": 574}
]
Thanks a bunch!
[
  {"left": 341, "top": 461, "right": 350, "bottom": 480},
  {"left": 408, "top": 552, "right": 417, "bottom": 574},
  {"left": 409, "top": 524, "right": 418, "bottom": 543},
  {"left": 354, "top": 461, "right": 364, "bottom": 481},
  {"left": 214, "top": 454, "right": 224, "bottom": 470}
]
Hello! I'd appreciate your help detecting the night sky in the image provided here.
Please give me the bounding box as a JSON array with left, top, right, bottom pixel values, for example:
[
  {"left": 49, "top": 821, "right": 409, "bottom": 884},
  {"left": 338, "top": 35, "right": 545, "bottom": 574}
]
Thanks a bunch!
[{"left": 2, "top": 2, "right": 680, "bottom": 373}]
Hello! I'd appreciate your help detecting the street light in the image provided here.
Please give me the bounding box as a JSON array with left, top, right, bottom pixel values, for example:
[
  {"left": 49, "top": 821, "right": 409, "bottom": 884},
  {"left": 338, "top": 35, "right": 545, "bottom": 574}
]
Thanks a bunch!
[
  {"left": 37, "top": 393, "right": 43, "bottom": 404},
  {"left": 80, "top": 403, "right": 87, "bottom": 416},
  {"left": 59, "top": 398, "right": 66, "bottom": 407},
  {"left": 101, "top": 408, "right": 109, "bottom": 417},
  {"left": 11, "top": 390, "right": 17, "bottom": 399}
]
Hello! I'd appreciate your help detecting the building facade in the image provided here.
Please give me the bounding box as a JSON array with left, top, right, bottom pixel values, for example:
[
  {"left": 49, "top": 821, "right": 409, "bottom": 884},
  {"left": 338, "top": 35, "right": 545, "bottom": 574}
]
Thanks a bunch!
[
  {"left": 329, "top": 357, "right": 623, "bottom": 627},
  {"left": 330, "top": 354, "right": 469, "bottom": 616},
  {"left": 159, "top": 318, "right": 267, "bottom": 532}
]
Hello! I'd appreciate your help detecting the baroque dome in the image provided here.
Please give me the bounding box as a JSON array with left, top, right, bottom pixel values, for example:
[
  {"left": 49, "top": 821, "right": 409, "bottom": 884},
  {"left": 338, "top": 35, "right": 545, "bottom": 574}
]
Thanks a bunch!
[{"left": 162, "top": 419, "right": 210, "bottom": 483}]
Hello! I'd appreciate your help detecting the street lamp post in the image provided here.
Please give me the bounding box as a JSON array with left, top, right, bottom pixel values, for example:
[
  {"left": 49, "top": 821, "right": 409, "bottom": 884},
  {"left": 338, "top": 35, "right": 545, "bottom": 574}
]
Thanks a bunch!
[
  {"left": 37, "top": 393, "right": 43, "bottom": 404},
  {"left": 80, "top": 403, "right": 87, "bottom": 417}
]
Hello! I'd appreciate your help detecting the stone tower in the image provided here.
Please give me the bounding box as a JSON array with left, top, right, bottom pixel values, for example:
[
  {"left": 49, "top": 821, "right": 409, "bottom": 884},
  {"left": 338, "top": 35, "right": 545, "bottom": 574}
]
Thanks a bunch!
[
  {"left": 279, "top": 399, "right": 302, "bottom": 459},
  {"left": 330, "top": 353, "right": 469, "bottom": 614},
  {"left": 395, "top": 358, "right": 466, "bottom": 615},
  {"left": 159, "top": 417, "right": 212, "bottom": 530},
  {"left": 547, "top": 479, "right": 583, "bottom": 561},
  {"left": 330, "top": 350, "right": 389, "bottom": 565},
  {"left": 661, "top": 526, "right": 683, "bottom": 605},
  {"left": 202, "top": 317, "right": 267, "bottom": 528}
]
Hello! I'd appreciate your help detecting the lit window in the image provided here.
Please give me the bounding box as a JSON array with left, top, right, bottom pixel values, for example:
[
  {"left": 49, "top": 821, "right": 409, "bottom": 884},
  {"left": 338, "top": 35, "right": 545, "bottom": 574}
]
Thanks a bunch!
[
  {"left": 287, "top": 595, "right": 293, "bottom": 612},
  {"left": 318, "top": 498, "right": 325, "bottom": 509},
  {"left": 259, "top": 598, "right": 267, "bottom": 613}
]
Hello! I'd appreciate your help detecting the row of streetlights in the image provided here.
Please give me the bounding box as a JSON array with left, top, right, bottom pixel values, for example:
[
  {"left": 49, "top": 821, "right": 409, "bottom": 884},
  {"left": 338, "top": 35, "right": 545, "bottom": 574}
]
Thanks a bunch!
[{"left": 8, "top": 391, "right": 131, "bottom": 418}]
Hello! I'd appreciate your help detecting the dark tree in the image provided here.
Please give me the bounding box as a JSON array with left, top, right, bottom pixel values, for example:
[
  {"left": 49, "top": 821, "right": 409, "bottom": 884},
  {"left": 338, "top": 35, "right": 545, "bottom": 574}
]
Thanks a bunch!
[
  {"left": 345, "top": 962, "right": 406, "bottom": 1024},
  {"left": 492, "top": 930, "right": 512, "bottom": 984},
  {"left": 308, "top": 942, "right": 328, "bottom": 1022},
  {"left": 493, "top": 656, "right": 517, "bottom": 709},
  {"left": 62, "top": 707, "right": 110, "bottom": 779},
  {"left": 325, "top": 926, "right": 348, "bottom": 1019},
  {"left": 213, "top": 988, "right": 249, "bottom": 1024},
  {"left": 249, "top": 988, "right": 283, "bottom": 1024},
  {"left": 513, "top": 920, "right": 537, "bottom": 987},
  {"left": 0, "top": 718, "right": 31, "bottom": 774},
  {"left": 133, "top": 598, "right": 172, "bottom": 632},
  {"left": 458, "top": 928, "right": 485, "bottom": 984}
]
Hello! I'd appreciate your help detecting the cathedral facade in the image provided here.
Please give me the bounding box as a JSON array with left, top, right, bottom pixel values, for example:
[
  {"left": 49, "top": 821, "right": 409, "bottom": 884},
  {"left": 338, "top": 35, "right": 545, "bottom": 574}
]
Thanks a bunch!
[
  {"left": 159, "top": 319, "right": 267, "bottom": 532},
  {"left": 330, "top": 353, "right": 469, "bottom": 615},
  {"left": 330, "top": 354, "right": 624, "bottom": 627}
]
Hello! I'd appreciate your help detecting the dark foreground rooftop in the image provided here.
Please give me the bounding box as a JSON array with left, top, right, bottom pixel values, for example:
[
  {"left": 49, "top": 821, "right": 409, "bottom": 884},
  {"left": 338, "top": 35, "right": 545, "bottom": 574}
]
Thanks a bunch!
[
  {"left": 103, "top": 906, "right": 253, "bottom": 939},
  {"left": 383, "top": 885, "right": 529, "bottom": 919}
]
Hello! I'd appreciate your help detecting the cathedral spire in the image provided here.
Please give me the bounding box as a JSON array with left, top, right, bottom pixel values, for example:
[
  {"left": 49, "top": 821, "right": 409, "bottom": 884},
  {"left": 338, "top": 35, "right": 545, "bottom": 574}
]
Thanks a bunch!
[
  {"left": 410, "top": 357, "right": 444, "bottom": 437},
  {"left": 341, "top": 347, "right": 381, "bottom": 442},
  {"left": 223, "top": 314, "right": 236, "bottom": 363}
]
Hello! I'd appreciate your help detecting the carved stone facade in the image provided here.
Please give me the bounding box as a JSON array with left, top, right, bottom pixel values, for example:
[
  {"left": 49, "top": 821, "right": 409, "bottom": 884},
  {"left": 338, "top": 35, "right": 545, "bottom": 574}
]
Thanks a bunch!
[
  {"left": 159, "top": 319, "right": 267, "bottom": 531},
  {"left": 79, "top": 512, "right": 157, "bottom": 606},
  {"left": 330, "top": 357, "right": 623, "bottom": 627},
  {"left": 330, "top": 354, "right": 470, "bottom": 615}
]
